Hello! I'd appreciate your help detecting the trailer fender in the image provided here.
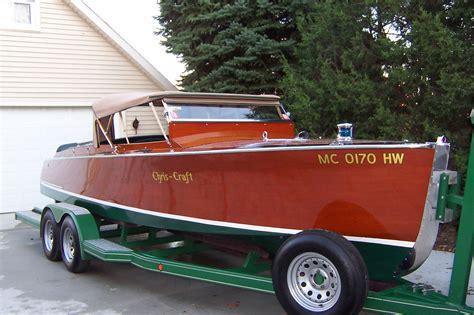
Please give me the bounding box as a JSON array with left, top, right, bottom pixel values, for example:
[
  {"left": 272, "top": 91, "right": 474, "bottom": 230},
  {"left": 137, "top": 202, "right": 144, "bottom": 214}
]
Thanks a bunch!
[{"left": 43, "top": 203, "right": 100, "bottom": 259}]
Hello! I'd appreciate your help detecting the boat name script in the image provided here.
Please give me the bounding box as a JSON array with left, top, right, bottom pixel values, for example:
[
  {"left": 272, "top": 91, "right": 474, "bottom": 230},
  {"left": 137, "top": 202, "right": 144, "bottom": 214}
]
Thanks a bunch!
[
  {"left": 152, "top": 171, "right": 193, "bottom": 184},
  {"left": 317, "top": 153, "right": 404, "bottom": 165}
]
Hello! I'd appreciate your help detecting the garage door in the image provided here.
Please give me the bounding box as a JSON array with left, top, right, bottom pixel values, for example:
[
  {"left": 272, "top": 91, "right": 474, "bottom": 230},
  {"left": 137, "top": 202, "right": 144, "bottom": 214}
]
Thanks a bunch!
[{"left": 0, "top": 107, "right": 92, "bottom": 213}]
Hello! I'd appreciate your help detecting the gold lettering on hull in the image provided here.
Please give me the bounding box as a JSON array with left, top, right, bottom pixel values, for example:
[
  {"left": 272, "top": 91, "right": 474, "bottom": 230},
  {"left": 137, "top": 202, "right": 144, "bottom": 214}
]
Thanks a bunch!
[
  {"left": 152, "top": 171, "right": 193, "bottom": 184},
  {"left": 317, "top": 152, "right": 404, "bottom": 166},
  {"left": 318, "top": 154, "right": 339, "bottom": 164},
  {"left": 383, "top": 153, "right": 404, "bottom": 164}
]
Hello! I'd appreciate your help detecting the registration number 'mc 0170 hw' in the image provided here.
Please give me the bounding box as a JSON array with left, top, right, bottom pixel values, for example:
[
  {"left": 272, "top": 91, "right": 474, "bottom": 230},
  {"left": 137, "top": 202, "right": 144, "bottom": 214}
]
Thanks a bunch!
[{"left": 317, "top": 153, "right": 405, "bottom": 165}]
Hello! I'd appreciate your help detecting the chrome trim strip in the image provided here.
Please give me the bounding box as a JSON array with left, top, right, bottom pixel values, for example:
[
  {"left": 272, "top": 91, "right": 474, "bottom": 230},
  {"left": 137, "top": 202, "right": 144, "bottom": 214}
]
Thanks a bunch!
[
  {"left": 410, "top": 142, "right": 450, "bottom": 270},
  {"left": 48, "top": 143, "right": 435, "bottom": 161},
  {"left": 40, "top": 181, "right": 415, "bottom": 248}
]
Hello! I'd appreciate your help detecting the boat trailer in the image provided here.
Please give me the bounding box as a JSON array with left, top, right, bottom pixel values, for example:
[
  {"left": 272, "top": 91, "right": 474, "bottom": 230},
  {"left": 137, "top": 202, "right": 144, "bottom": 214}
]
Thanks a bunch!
[{"left": 16, "top": 111, "right": 474, "bottom": 314}]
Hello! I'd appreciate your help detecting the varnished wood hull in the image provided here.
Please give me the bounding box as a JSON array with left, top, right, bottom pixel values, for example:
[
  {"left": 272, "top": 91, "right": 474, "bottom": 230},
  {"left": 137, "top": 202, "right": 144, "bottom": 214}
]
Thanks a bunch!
[{"left": 40, "top": 144, "right": 437, "bottom": 280}]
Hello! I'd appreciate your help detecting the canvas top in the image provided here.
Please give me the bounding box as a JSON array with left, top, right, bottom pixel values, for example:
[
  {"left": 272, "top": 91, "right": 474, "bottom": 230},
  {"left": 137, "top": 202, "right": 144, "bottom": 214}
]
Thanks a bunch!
[{"left": 91, "top": 91, "right": 281, "bottom": 118}]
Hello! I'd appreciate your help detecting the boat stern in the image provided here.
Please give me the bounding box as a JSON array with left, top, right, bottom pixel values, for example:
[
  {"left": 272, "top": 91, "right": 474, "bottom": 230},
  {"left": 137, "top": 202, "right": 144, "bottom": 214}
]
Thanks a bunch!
[{"left": 410, "top": 137, "right": 456, "bottom": 272}]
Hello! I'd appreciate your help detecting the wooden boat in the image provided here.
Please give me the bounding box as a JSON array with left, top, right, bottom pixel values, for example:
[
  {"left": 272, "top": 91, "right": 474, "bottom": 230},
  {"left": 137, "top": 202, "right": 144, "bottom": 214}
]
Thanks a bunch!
[{"left": 39, "top": 91, "right": 451, "bottom": 314}]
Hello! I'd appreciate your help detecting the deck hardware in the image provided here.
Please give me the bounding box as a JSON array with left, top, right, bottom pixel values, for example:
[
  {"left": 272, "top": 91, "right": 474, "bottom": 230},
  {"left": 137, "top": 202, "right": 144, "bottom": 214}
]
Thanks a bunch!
[
  {"left": 297, "top": 131, "right": 309, "bottom": 140},
  {"left": 336, "top": 123, "right": 353, "bottom": 142}
]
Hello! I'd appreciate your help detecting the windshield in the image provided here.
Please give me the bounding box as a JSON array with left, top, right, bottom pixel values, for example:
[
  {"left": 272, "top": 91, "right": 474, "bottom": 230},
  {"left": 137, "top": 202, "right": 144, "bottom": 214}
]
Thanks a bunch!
[{"left": 165, "top": 104, "right": 286, "bottom": 121}]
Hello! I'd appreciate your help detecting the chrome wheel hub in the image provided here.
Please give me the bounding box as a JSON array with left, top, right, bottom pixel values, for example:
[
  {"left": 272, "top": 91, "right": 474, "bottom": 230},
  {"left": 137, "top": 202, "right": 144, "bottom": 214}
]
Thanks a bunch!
[
  {"left": 62, "top": 228, "right": 75, "bottom": 262},
  {"left": 43, "top": 221, "right": 54, "bottom": 252},
  {"left": 287, "top": 252, "right": 341, "bottom": 312}
]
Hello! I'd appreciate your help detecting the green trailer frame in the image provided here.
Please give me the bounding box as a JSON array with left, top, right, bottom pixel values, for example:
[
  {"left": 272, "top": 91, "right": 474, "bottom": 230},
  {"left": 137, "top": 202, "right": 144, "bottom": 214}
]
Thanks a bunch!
[{"left": 16, "top": 110, "right": 474, "bottom": 314}]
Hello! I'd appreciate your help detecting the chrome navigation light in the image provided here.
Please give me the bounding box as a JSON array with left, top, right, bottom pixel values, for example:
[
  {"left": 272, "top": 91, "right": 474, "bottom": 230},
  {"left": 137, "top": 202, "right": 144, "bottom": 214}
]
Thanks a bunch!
[{"left": 337, "top": 123, "right": 353, "bottom": 142}]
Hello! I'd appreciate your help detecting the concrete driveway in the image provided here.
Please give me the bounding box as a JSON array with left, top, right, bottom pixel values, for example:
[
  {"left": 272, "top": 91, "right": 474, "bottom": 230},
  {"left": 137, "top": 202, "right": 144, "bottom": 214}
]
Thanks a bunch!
[{"left": 1, "top": 213, "right": 472, "bottom": 314}]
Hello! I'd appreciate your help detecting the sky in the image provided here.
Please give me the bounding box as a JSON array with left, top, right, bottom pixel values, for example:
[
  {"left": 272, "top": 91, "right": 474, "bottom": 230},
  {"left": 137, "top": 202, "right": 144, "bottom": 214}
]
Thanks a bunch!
[{"left": 83, "top": 0, "right": 185, "bottom": 86}]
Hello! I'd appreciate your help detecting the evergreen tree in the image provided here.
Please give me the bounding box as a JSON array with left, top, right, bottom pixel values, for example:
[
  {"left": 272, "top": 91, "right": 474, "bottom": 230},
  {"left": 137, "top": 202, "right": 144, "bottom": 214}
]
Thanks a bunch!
[
  {"left": 387, "top": 1, "right": 474, "bottom": 173},
  {"left": 156, "top": 0, "right": 305, "bottom": 94},
  {"left": 282, "top": 3, "right": 387, "bottom": 139},
  {"left": 283, "top": 1, "right": 473, "bottom": 173},
  {"left": 158, "top": 1, "right": 472, "bottom": 173}
]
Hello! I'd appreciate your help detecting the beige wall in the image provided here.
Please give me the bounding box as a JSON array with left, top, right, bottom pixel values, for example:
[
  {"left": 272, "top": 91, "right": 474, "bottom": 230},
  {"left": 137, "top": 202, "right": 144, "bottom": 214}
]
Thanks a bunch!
[
  {"left": 122, "top": 105, "right": 168, "bottom": 137},
  {"left": 0, "top": 0, "right": 159, "bottom": 107},
  {"left": 0, "top": 0, "right": 169, "bottom": 212}
]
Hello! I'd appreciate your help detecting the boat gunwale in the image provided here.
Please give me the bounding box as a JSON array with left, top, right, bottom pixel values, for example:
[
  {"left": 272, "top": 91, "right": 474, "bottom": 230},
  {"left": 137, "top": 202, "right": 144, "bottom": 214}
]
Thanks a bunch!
[{"left": 50, "top": 142, "right": 436, "bottom": 161}]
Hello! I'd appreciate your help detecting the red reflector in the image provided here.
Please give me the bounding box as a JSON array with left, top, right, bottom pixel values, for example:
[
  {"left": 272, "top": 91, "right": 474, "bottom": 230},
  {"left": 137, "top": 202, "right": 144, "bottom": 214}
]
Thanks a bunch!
[{"left": 158, "top": 264, "right": 164, "bottom": 271}]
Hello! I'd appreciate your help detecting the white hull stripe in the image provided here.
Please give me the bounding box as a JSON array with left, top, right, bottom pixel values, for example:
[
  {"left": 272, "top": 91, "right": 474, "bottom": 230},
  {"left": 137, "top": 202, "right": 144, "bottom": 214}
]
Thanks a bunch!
[
  {"left": 41, "top": 181, "right": 415, "bottom": 248},
  {"left": 48, "top": 143, "right": 434, "bottom": 161}
]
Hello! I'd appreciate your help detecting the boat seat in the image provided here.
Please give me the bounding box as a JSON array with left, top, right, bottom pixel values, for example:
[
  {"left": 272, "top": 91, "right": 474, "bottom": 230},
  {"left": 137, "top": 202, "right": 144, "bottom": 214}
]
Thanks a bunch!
[{"left": 105, "top": 135, "right": 167, "bottom": 145}]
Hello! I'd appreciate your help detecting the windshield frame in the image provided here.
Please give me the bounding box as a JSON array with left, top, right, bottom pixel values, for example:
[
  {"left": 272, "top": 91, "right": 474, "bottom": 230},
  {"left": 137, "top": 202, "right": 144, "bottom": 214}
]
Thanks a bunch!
[{"left": 162, "top": 101, "right": 288, "bottom": 123}]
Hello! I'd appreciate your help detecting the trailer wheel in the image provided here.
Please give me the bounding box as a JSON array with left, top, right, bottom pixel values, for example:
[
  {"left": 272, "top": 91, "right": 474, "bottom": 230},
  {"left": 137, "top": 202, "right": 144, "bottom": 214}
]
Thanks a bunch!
[
  {"left": 272, "top": 230, "right": 367, "bottom": 315},
  {"left": 41, "top": 210, "right": 61, "bottom": 261},
  {"left": 60, "top": 216, "right": 90, "bottom": 273}
]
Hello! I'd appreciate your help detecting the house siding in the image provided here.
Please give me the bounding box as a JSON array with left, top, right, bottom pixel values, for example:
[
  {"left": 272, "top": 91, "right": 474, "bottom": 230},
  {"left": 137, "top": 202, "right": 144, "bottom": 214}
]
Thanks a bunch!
[
  {"left": 0, "top": 0, "right": 161, "bottom": 106},
  {"left": 0, "top": 0, "right": 173, "bottom": 212},
  {"left": 123, "top": 106, "right": 168, "bottom": 136}
]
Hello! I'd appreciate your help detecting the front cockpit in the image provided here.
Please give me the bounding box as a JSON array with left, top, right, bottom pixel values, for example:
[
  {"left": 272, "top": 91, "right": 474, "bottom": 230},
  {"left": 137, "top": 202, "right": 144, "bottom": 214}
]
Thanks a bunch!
[{"left": 91, "top": 91, "right": 295, "bottom": 153}]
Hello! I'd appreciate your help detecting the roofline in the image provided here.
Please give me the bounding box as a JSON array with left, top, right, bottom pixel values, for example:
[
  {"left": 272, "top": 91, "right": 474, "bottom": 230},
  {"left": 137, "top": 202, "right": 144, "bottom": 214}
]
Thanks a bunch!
[{"left": 63, "top": 0, "right": 177, "bottom": 91}]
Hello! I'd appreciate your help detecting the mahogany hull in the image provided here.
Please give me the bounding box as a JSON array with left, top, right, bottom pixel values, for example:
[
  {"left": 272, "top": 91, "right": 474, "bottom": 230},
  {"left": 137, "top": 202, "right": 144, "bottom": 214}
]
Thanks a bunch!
[{"left": 40, "top": 144, "right": 436, "bottom": 280}]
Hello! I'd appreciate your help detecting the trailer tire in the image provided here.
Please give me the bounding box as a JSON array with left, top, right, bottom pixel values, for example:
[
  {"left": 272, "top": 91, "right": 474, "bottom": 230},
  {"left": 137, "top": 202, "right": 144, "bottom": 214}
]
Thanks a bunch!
[
  {"left": 272, "top": 230, "right": 368, "bottom": 315},
  {"left": 60, "top": 216, "right": 90, "bottom": 273},
  {"left": 40, "top": 210, "right": 61, "bottom": 261}
]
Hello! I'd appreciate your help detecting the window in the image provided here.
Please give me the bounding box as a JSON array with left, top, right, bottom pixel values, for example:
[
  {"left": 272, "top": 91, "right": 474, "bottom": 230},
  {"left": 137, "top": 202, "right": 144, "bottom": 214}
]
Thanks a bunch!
[
  {"left": 14, "top": 2, "right": 32, "bottom": 24},
  {"left": 0, "top": 0, "right": 40, "bottom": 30},
  {"left": 166, "top": 104, "right": 285, "bottom": 122}
]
